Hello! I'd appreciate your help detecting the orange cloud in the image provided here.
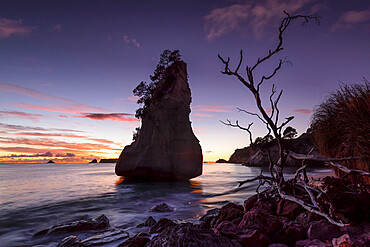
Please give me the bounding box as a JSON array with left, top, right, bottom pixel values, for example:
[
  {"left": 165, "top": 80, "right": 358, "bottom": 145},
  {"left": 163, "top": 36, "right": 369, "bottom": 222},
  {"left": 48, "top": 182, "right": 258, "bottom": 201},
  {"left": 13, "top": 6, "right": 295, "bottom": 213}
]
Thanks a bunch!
[
  {"left": 292, "top": 109, "right": 314, "bottom": 114},
  {"left": 76, "top": 113, "right": 138, "bottom": 122},
  {"left": 192, "top": 112, "right": 214, "bottom": 117},
  {"left": 0, "top": 110, "right": 45, "bottom": 121},
  {"left": 193, "top": 105, "right": 232, "bottom": 113},
  {"left": 0, "top": 17, "right": 34, "bottom": 39}
]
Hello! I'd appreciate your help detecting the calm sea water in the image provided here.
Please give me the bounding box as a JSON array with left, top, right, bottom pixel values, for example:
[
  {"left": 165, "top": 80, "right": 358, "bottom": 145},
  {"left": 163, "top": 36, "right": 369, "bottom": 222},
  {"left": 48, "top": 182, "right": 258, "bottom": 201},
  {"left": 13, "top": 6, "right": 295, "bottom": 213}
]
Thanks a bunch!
[{"left": 0, "top": 163, "right": 332, "bottom": 246}]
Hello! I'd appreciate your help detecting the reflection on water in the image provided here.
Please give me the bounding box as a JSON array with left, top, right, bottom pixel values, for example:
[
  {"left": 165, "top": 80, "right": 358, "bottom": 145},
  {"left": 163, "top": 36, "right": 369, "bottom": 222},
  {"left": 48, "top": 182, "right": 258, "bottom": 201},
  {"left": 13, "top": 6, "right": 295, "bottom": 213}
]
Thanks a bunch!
[{"left": 0, "top": 162, "right": 332, "bottom": 246}]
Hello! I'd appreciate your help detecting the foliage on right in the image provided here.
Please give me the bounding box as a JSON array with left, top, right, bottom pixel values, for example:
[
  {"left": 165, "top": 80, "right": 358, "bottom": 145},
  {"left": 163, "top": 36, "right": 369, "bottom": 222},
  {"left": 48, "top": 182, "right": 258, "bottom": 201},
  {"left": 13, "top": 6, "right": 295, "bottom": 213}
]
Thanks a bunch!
[{"left": 310, "top": 80, "right": 370, "bottom": 184}]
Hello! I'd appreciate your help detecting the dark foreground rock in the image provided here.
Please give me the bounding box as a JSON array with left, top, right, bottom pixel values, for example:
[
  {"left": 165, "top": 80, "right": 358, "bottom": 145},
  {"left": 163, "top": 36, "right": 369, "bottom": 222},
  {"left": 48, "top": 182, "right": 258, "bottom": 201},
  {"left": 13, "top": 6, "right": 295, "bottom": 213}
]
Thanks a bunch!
[
  {"left": 137, "top": 216, "right": 156, "bottom": 227},
  {"left": 147, "top": 223, "right": 235, "bottom": 247},
  {"left": 118, "top": 233, "right": 150, "bottom": 247},
  {"left": 34, "top": 214, "right": 109, "bottom": 237},
  {"left": 115, "top": 61, "right": 203, "bottom": 181}
]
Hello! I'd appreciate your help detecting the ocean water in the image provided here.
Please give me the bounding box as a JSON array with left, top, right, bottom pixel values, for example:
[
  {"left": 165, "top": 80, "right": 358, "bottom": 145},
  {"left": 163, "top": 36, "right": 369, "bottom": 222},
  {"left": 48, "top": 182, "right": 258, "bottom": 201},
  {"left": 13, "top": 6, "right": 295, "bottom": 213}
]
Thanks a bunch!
[{"left": 0, "top": 163, "right": 332, "bottom": 246}]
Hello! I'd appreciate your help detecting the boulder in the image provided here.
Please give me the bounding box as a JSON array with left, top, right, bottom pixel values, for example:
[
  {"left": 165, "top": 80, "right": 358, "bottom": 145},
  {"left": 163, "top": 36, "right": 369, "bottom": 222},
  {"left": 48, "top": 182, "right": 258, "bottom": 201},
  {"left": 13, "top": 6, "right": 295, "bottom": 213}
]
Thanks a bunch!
[
  {"left": 271, "top": 222, "right": 305, "bottom": 246},
  {"left": 199, "top": 208, "right": 220, "bottom": 226},
  {"left": 148, "top": 203, "right": 174, "bottom": 212},
  {"left": 57, "top": 236, "right": 82, "bottom": 247},
  {"left": 149, "top": 218, "right": 176, "bottom": 233},
  {"left": 238, "top": 208, "right": 283, "bottom": 237},
  {"left": 238, "top": 229, "right": 270, "bottom": 247},
  {"left": 276, "top": 200, "right": 304, "bottom": 220},
  {"left": 118, "top": 234, "right": 150, "bottom": 247},
  {"left": 307, "top": 220, "right": 342, "bottom": 242},
  {"left": 244, "top": 194, "right": 258, "bottom": 212},
  {"left": 137, "top": 216, "right": 156, "bottom": 227},
  {"left": 295, "top": 239, "right": 331, "bottom": 247},
  {"left": 34, "top": 214, "right": 110, "bottom": 237},
  {"left": 81, "top": 229, "right": 129, "bottom": 246},
  {"left": 332, "top": 234, "right": 352, "bottom": 247},
  {"left": 146, "top": 223, "right": 235, "bottom": 247},
  {"left": 212, "top": 203, "right": 244, "bottom": 228},
  {"left": 115, "top": 61, "right": 202, "bottom": 181}
]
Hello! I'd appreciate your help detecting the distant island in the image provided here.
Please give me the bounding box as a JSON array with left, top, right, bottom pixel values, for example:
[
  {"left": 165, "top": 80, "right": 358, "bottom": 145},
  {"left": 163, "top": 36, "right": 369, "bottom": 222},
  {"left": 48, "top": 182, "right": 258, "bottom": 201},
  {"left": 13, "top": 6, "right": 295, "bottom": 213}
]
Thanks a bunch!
[
  {"left": 47, "top": 160, "right": 54, "bottom": 164},
  {"left": 99, "top": 158, "right": 118, "bottom": 163},
  {"left": 89, "top": 159, "right": 97, "bottom": 163}
]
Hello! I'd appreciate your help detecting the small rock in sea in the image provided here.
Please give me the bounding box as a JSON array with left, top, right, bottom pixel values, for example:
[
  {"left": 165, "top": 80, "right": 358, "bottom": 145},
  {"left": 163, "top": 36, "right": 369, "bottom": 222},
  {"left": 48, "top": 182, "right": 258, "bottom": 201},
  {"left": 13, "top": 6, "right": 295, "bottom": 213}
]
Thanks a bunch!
[
  {"left": 34, "top": 214, "right": 110, "bottom": 237},
  {"left": 81, "top": 229, "right": 129, "bottom": 246},
  {"left": 57, "top": 235, "right": 82, "bottom": 247},
  {"left": 137, "top": 216, "right": 156, "bottom": 227},
  {"left": 149, "top": 218, "right": 176, "bottom": 234},
  {"left": 47, "top": 160, "right": 55, "bottom": 163},
  {"left": 148, "top": 203, "right": 174, "bottom": 212},
  {"left": 118, "top": 234, "right": 150, "bottom": 247},
  {"left": 89, "top": 159, "right": 97, "bottom": 163}
]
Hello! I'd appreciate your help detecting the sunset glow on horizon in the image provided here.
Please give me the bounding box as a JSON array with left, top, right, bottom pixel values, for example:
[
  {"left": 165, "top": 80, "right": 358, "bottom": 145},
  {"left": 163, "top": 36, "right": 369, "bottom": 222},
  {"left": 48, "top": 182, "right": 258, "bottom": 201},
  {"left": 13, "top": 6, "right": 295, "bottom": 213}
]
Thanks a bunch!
[{"left": 0, "top": 0, "right": 369, "bottom": 163}]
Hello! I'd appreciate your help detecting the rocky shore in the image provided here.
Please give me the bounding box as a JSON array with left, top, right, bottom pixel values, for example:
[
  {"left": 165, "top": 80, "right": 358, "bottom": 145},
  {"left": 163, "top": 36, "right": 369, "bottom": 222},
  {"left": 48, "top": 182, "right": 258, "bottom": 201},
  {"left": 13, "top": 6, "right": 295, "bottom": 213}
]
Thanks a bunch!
[{"left": 46, "top": 176, "right": 369, "bottom": 247}]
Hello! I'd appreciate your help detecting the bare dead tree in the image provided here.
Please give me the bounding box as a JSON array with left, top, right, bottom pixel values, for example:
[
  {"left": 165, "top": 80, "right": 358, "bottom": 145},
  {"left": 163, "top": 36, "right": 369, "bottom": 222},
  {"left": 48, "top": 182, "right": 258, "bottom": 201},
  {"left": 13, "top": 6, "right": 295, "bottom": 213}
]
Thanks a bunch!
[
  {"left": 219, "top": 11, "right": 320, "bottom": 184},
  {"left": 217, "top": 12, "right": 368, "bottom": 227}
]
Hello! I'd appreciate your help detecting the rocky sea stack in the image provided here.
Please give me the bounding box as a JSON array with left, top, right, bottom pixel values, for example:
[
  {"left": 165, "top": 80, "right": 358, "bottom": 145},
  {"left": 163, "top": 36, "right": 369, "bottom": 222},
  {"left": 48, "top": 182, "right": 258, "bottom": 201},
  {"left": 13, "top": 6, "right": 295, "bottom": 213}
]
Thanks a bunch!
[{"left": 115, "top": 61, "right": 202, "bottom": 181}]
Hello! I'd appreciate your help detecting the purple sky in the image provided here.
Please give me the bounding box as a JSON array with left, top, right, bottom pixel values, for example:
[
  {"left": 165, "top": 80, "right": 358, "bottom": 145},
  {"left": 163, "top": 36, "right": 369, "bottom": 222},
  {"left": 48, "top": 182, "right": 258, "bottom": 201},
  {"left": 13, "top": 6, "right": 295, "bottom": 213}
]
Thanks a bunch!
[{"left": 0, "top": 0, "right": 369, "bottom": 162}]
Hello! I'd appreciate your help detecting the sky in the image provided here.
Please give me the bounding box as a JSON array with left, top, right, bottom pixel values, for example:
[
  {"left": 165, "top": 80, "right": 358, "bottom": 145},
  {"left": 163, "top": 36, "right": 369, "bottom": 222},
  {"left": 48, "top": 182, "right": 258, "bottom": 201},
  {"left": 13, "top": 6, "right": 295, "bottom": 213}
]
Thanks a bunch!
[{"left": 0, "top": 0, "right": 369, "bottom": 163}]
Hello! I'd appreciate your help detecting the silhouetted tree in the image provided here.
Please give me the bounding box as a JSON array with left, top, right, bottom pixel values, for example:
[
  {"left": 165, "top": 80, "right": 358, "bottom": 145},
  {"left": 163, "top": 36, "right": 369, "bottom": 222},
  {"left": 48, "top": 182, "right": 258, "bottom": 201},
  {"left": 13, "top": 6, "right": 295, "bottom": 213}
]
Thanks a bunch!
[
  {"left": 283, "top": 126, "right": 297, "bottom": 139},
  {"left": 133, "top": 49, "right": 182, "bottom": 119}
]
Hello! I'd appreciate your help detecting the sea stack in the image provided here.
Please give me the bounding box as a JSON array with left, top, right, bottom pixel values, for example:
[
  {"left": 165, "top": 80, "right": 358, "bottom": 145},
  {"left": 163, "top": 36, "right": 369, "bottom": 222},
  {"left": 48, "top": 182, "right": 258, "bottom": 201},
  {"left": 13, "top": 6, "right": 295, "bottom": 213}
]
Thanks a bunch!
[{"left": 115, "top": 61, "right": 202, "bottom": 181}]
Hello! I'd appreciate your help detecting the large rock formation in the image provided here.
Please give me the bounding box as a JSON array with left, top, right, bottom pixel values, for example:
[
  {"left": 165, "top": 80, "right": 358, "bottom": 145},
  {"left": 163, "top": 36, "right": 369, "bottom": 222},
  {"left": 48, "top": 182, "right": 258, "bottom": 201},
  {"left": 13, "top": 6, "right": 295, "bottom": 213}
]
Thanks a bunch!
[
  {"left": 228, "top": 133, "right": 324, "bottom": 167},
  {"left": 115, "top": 61, "right": 202, "bottom": 181}
]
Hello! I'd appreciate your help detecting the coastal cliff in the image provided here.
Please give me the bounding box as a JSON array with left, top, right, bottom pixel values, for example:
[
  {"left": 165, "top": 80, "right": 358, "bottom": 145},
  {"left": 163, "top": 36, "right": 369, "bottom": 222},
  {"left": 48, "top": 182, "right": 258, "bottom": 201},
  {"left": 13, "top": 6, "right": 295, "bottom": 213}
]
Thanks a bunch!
[
  {"left": 228, "top": 133, "right": 323, "bottom": 167},
  {"left": 115, "top": 61, "right": 203, "bottom": 181}
]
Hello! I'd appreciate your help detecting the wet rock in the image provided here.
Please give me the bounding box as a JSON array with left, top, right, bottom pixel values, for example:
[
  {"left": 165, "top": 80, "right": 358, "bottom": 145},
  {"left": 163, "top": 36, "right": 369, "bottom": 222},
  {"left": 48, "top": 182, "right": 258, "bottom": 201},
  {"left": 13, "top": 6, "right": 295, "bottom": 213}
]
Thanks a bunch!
[
  {"left": 238, "top": 229, "right": 270, "bottom": 247},
  {"left": 149, "top": 203, "right": 174, "bottom": 212},
  {"left": 244, "top": 194, "right": 258, "bottom": 212},
  {"left": 81, "top": 229, "right": 129, "bottom": 246},
  {"left": 199, "top": 208, "right": 220, "bottom": 226},
  {"left": 149, "top": 218, "right": 176, "bottom": 233},
  {"left": 295, "top": 211, "right": 323, "bottom": 229},
  {"left": 268, "top": 244, "right": 288, "bottom": 247},
  {"left": 271, "top": 222, "right": 305, "bottom": 246},
  {"left": 254, "top": 198, "right": 278, "bottom": 213},
  {"left": 57, "top": 235, "right": 82, "bottom": 247},
  {"left": 137, "top": 216, "right": 156, "bottom": 227},
  {"left": 307, "top": 220, "right": 341, "bottom": 242},
  {"left": 341, "top": 223, "right": 370, "bottom": 247},
  {"left": 332, "top": 234, "right": 352, "bottom": 247},
  {"left": 212, "top": 203, "right": 244, "bottom": 228},
  {"left": 295, "top": 239, "right": 331, "bottom": 247},
  {"left": 238, "top": 208, "right": 283, "bottom": 237},
  {"left": 118, "top": 234, "right": 150, "bottom": 247},
  {"left": 115, "top": 61, "right": 203, "bottom": 181},
  {"left": 216, "top": 221, "right": 241, "bottom": 239},
  {"left": 34, "top": 214, "right": 110, "bottom": 237},
  {"left": 146, "top": 223, "right": 235, "bottom": 247},
  {"left": 276, "top": 200, "right": 303, "bottom": 220}
]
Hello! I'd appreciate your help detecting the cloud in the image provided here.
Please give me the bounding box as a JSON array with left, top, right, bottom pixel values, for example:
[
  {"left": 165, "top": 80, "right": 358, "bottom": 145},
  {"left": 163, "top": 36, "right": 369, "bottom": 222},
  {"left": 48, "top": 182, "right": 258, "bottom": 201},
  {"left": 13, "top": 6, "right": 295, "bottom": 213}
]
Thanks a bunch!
[
  {"left": 53, "top": 24, "right": 63, "bottom": 30},
  {"left": 292, "top": 108, "right": 313, "bottom": 114},
  {"left": 0, "top": 152, "right": 53, "bottom": 158},
  {"left": 0, "top": 110, "right": 44, "bottom": 121},
  {"left": 14, "top": 132, "right": 117, "bottom": 144},
  {"left": 13, "top": 102, "right": 106, "bottom": 114},
  {"left": 204, "top": 0, "right": 317, "bottom": 41},
  {"left": 55, "top": 153, "right": 75, "bottom": 157},
  {"left": 0, "top": 17, "right": 34, "bottom": 39},
  {"left": 76, "top": 113, "right": 138, "bottom": 122},
  {"left": 0, "top": 122, "right": 85, "bottom": 133},
  {"left": 331, "top": 9, "right": 370, "bottom": 32},
  {"left": 0, "top": 82, "right": 75, "bottom": 102},
  {"left": 192, "top": 112, "right": 214, "bottom": 117},
  {"left": 123, "top": 35, "right": 140, "bottom": 48},
  {"left": 193, "top": 105, "right": 232, "bottom": 113}
]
